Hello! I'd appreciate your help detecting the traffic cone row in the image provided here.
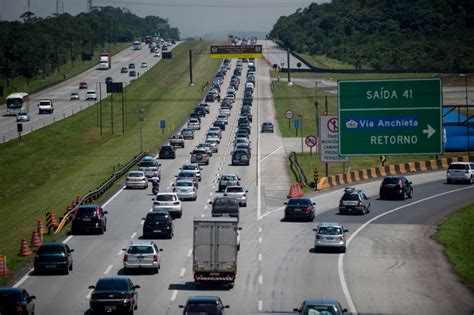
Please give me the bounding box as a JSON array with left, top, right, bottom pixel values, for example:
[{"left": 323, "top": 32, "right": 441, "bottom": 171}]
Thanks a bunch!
[
  {"left": 287, "top": 183, "right": 304, "bottom": 198},
  {"left": 19, "top": 238, "right": 33, "bottom": 257},
  {"left": 0, "top": 256, "right": 11, "bottom": 275},
  {"left": 31, "top": 230, "right": 42, "bottom": 247},
  {"left": 36, "top": 220, "right": 46, "bottom": 235},
  {"left": 74, "top": 195, "right": 81, "bottom": 206},
  {"left": 46, "top": 211, "right": 59, "bottom": 233}
]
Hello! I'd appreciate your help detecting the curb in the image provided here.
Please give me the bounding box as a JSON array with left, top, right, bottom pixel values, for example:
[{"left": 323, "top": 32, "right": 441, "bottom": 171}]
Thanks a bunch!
[{"left": 317, "top": 156, "right": 469, "bottom": 189}]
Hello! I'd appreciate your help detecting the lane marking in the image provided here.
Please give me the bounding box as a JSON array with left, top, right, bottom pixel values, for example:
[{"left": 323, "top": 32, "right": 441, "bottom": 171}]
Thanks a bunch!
[
  {"left": 260, "top": 146, "right": 283, "bottom": 162},
  {"left": 201, "top": 214, "right": 205, "bottom": 217},
  {"left": 180, "top": 268, "right": 186, "bottom": 278},
  {"left": 204, "top": 205, "right": 208, "bottom": 210},
  {"left": 258, "top": 274, "right": 263, "bottom": 284},
  {"left": 86, "top": 289, "right": 93, "bottom": 299},
  {"left": 258, "top": 226, "right": 262, "bottom": 233},
  {"left": 258, "top": 253, "right": 262, "bottom": 261},
  {"left": 117, "top": 249, "right": 124, "bottom": 256},
  {"left": 170, "top": 289, "right": 178, "bottom": 301},
  {"left": 13, "top": 271, "right": 33, "bottom": 288},
  {"left": 258, "top": 237, "right": 262, "bottom": 244},
  {"left": 103, "top": 187, "right": 125, "bottom": 208},
  {"left": 130, "top": 232, "right": 137, "bottom": 239},
  {"left": 63, "top": 235, "right": 73, "bottom": 244},
  {"left": 104, "top": 265, "right": 113, "bottom": 275},
  {"left": 258, "top": 300, "right": 263, "bottom": 311},
  {"left": 338, "top": 185, "right": 474, "bottom": 314},
  {"left": 187, "top": 249, "right": 192, "bottom": 257}
]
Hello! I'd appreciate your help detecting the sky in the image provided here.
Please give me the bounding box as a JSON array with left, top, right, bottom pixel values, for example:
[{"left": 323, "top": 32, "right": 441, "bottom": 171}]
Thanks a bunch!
[{"left": 0, "top": 0, "right": 325, "bottom": 38}]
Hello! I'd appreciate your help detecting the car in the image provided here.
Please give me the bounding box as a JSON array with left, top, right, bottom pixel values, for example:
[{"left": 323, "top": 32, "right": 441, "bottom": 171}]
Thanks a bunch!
[
  {"left": 175, "top": 170, "right": 199, "bottom": 188},
  {"left": 218, "top": 173, "right": 240, "bottom": 192},
  {"left": 208, "top": 126, "right": 222, "bottom": 137},
  {"left": 123, "top": 240, "right": 162, "bottom": 274},
  {"left": 194, "top": 107, "right": 207, "bottom": 117},
  {"left": 338, "top": 187, "right": 370, "bottom": 215},
  {"left": 140, "top": 62, "right": 147, "bottom": 68},
  {"left": 234, "top": 143, "right": 251, "bottom": 155},
  {"left": 169, "top": 134, "right": 185, "bottom": 148},
  {"left": 190, "top": 149, "right": 210, "bottom": 165},
  {"left": 121, "top": 66, "right": 128, "bottom": 73},
  {"left": 16, "top": 110, "right": 30, "bottom": 122},
  {"left": 213, "top": 120, "right": 226, "bottom": 131},
  {"left": 142, "top": 210, "right": 174, "bottom": 239},
  {"left": 224, "top": 185, "right": 248, "bottom": 207},
  {"left": 153, "top": 52, "right": 161, "bottom": 57},
  {"left": 446, "top": 162, "right": 474, "bottom": 184},
  {"left": 173, "top": 179, "right": 198, "bottom": 201},
  {"left": 0, "top": 288, "right": 36, "bottom": 315},
  {"left": 89, "top": 277, "right": 140, "bottom": 314},
  {"left": 284, "top": 197, "right": 316, "bottom": 221},
  {"left": 159, "top": 145, "right": 176, "bottom": 159},
  {"left": 179, "top": 296, "right": 229, "bottom": 314},
  {"left": 128, "top": 63, "right": 135, "bottom": 69},
  {"left": 85, "top": 89, "right": 97, "bottom": 100},
  {"left": 180, "top": 163, "right": 202, "bottom": 181},
  {"left": 125, "top": 171, "right": 148, "bottom": 189},
  {"left": 219, "top": 107, "right": 230, "bottom": 116},
  {"left": 137, "top": 156, "right": 161, "bottom": 179},
  {"left": 153, "top": 192, "right": 182, "bottom": 218},
  {"left": 209, "top": 197, "right": 240, "bottom": 220},
  {"left": 205, "top": 138, "right": 219, "bottom": 153},
  {"left": 216, "top": 114, "right": 228, "bottom": 125},
  {"left": 189, "top": 112, "right": 202, "bottom": 123},
  {"left": 196, "top": 102, "right": 210, "bottom": 113},
  {"left": 261, "top": 122, "right": 274, "bottom": 133},
  {"left": 181, "top": 128, "right": 194, "bottom": 140},
  {"left": 379, "top": 176, "right": 413, "bottom": 200},
  {"left": 33, "top": 243, "right": 74, "bottom": 274},
  {"left": 234, "top": 137, "right": 250, "bottom": 146},
  {"left": 71, "top": 205, "right": 107, "bottom": 234},
  {"left": 79, "top": 81, "right": 88, "bottom": 89},
  {"left": 105, "top": 76, "right": 113, "bottom": 85},
  {"left": 197, "top": 142, "right": 213, "bottom": 156},
  {"left": 293, "top": 299, "right": 348, "bottom": 315},
  {"left": 313, "top": 222, "right": 348, "bottom": 253},
  {"left": 129, "top": 70, "right": 137, "bottom": 77},
  {"left": 205, "top": 92, "right": 216, "bottom": 102},
  {"left": 188, "top": 118, "right": 201, "bottom": 130},
  {"left": 232, "top": 149, "right": 250, "bottom": 166},
  {"left": 70, "top": 92, "right": 80, "bottom": 100},
  {"left": 37, "top": 99, "right": 54, "bottom": 114}
]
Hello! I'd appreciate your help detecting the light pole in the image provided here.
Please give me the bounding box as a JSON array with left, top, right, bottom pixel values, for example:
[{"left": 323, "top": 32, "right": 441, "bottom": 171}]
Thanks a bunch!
[
  {"left": 139, "top": 108, "right": 144, "bottom": 153},
  {"left": 315, "top": 81, "right": 321, "bottom": 136},
  {"left": 460, "top": 74, "right": 470, "bottom": 158},
  {"left": 298, "top": 114, "right": 303, "bottom": 153}
]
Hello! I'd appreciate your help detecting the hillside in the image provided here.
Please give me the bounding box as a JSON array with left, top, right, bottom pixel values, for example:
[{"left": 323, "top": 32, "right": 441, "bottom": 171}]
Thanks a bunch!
[{"left": 269, "top": 0, "right": 474, "bottom": 71}]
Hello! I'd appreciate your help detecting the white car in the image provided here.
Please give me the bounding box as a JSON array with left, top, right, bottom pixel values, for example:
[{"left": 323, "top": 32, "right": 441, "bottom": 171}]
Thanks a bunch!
[
  {"left": 123, "top": 240, "right": 162, "bottom": 274},
  {"left": 180, "top": 163, "right": 202, "bottom": 181},
  {"left": 141, "top": 62, "right": 148, "bottom": 68},
  {"left": 205, "top": 138, "right": 219, "bottom": 153},
  {"left": 224, "top": 185, "right": 248, "bottom": 207},
  {"left": 125, "top": 171, "right": 148, "bottom": 189},
  {"left": 153, "top": 52, "right": 161, "bottom": 57},
  {"left": 446, "top": 162, "right": 474, "bottom": 184},
  {"left": 16, "top": 111, "right": 30, "bottom": 122},
  {"left": 85, "top": 90, "right": 97, "bottom": 101},
  {"left": 153, "top": 192, "right": 182, "bottom": 218},
  {"left": 187, "top": 118, "right": 201, "bottom": 130},
  {"left": 173, "top": 179, "right": 197, "bottom": 201}
]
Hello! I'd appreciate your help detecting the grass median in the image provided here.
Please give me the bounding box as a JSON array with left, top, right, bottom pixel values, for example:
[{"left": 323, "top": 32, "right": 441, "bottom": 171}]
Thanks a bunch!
[
  {"left": 0, "top": 40, "right": 220, "bottom": 284},
  {"left": 435, "top": 203, "right": 474, "bottom": 290}
]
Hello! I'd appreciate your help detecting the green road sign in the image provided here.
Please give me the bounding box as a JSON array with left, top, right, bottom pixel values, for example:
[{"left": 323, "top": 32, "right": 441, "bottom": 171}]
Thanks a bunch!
[{"left": 338, "top": 78, "right": 442, "bottom": 155}]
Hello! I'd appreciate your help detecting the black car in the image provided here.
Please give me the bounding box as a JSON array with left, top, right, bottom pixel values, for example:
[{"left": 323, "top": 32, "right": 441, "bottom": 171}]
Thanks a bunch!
[
  {"left": 243, "top": 97, "right": 253, "bottom": 106},
  {"left": 34, "top": 243, "right": 74, "bottom": 274},
  {"left": 213, "top": 120, "right": 226, "bottom": 131},
  {"left": 284, "top": 197, "right": 316, "bottom": 221},
  {"left": 121, "top": 67, "right": 128, "bottom": 73},
  {"left": 105, "top": 76, "right": 113, "bottom": 85},
  {"left": 232, "top": 149, "right": 250, "bottom": 166},
  {"left": 89, "top": 277, "right": 140, "bottom": 315},
  {"left": 142, "top": 210, "right": 173, "bottom": 239},
  {"left": 193, "top": 107, "right": 207, "bottom": 117},
  {"left": 189, "top": 113, "right": 202, "bottom": 123},
  {"left": 261, "top": 122, "right": 274, "bottom": 133},
  {"left": 205, "top": 93, "right": 216, "bottom": 102},
  {"left": 210, "top": 197, "right": 240, "bottom": 220},
  {"left": 338, "top": 187, "right": 370, "bottom": 215},
  {"left": 159, "top": 145, "right": 176, "bottom": 159},
  {"left": 71, "top": 205, "right": 108, "bottom": 234},
  {"left": 235, "top": 130, "right": 249, "bottom": 139},
  {"left": 0, "top": 288, "right": 35, "bottom": 315},
  {"left": 179, "top": 296, "right": 229, "bottom": 315},
  {"left": 379, "top": 176, "right": 413, "bottom": 200}
]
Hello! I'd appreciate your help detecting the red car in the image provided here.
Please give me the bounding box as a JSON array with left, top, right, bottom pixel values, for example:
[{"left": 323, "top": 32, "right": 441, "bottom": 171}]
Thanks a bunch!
[{"left": 79, "top": 81, "right": 88, "bottom": 89}]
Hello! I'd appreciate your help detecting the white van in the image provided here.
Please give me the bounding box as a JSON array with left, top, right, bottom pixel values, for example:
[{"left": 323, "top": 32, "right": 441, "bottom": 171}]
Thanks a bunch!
[{"left": 245, "top": 82, "right": 254, "bottom": 90}]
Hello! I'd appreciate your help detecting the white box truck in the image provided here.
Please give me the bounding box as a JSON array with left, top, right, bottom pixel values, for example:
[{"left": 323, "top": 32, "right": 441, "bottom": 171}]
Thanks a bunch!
[
  {"left": 98, "top": 53, "right": 111, "bottom": 70},
  {"left": 193, "top": 217, "right": 239, "bottom": 288}
]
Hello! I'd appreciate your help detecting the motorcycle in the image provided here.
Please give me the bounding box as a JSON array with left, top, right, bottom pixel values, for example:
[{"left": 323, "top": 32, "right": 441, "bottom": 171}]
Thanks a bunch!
[{"left": 151, "top": 177, "right": 160, "bottom": 194}]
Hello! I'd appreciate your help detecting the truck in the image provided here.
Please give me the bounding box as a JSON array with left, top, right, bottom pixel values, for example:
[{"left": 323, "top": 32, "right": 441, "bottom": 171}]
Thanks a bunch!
[
  {"left": 133, "top": 41, "right": 142, "bottom": 50},
  {"left": 98, "top": 53, "right": 111, "bottom": 70},
  {"left": 193, "top": 217, "right": 239, "bottom": 288},
  {"left": 37, "top": 99, "right": 54, "bottom": 114}
]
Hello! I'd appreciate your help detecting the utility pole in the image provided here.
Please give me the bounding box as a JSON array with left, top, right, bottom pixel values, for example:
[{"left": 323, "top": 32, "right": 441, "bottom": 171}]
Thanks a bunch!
[
  {"left": 287, "top": 47, "right": 292, "bottom": 86},
  {"left": 139, "top": 108, "right": 144, "bottom": 153},
  {"left": 189, "top": 50, "right": 194, "bottom": 86},
  {"left": 460, "top": 74, "right": 471, "bottom": 159}
]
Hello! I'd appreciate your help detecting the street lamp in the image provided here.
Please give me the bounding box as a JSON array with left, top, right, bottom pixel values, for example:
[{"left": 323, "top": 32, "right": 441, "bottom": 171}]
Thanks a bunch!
[
  {"left": 315, "top": 81, "right": 321, "bottom": 136},
  {"left": 460, "top": 74, "right": 470, "bottom": 158},
  {"left": 139, "top": 108, "right": 144, "bottom": 153}
]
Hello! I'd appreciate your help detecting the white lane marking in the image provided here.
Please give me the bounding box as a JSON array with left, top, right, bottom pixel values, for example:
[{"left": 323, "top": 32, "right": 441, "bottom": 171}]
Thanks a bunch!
[
  {"left": 13, "top": 270, "right": 33, "bottom": 288},
  {"left": 130, "top": 232, "right": 137, "bottom": 239},
  {"left": 117, "top": 249, "right": 124, "bottom": 256},
  {"left": 204, "top": 205, "right": 208, "bottom": 210},
  {"left": 180, "top": 268, "right": 186, "bottom": 277},
  {"left": 103, "top": 186, "right": 125, "bottom": 208},
  {"left": 338, "top": 185, "right": 474, "bottom": 314},
  {"left": 170, "top": 290, "right": 178, "bottom": 301},
  {"left": 258, "top": 237, "right": 262, "bottom": 244},
  {"left": 209, "top": 192, "right": 213, "bottom": 197},
  {"left": 212, "top": 185, "right": 215, "bottom": 190},
  {"left": 258, "top": 226, "right": 262, "bottom": 233},
  {"left": 104, "top": 265, "right": 113, "bottom": 275},
  {"left": 258, "top": 253, "right": 262, "bottom": 261},
  {"left": 63, "top": 235, "right": 73, "bottom": 244},
  {"left": 207, "top": 199, "right": 211, "bottom": 203},
  {"left": 260, "top": 146, "right": 283, "bottom": 162},
  {"left": 141, "top": 219, "right": 144, "bottom": 225},
  {"left": 86, "top": 289, "right": 93, "bottom": 299},
  {"left": 258, "top": 300, "right": 263, "bottom": 311},
  {"left": 258, "top": 274, "right": 263, "bottom": 284},
  {"left": 187, "top": 249, "right": 193, "bottom": 257},
  {"left": 201, "top": 214, "right": 205, "bottom": 217}
]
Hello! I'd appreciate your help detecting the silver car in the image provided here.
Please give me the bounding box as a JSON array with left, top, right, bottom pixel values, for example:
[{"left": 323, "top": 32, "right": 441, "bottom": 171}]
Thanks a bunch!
[
  {"left": 187, "top": 118, "right": 201, "bottom": 130},
  {"left": 313, "top": 222, "right": 348, "bottom": 253},
  {"left": 180, "top": 163, "right": 202, "bottom": 181},
  {"left": 205, "top": 138, "right": 219, "bottom": 153},
  {"left": 446, "top": 162, "right": 474, "bottom": 184},
  {"left": 153, "top": 192, "right": 182, "bottom": 218},
  {"left": 123, "top": 240, "right": 162, "bottom": 274},
  {"left": 16, "top": 111, "right": 30, "bottom": 122},
  {"left": 125, "top": 171, "right": 148, "bottom": 189},
  {"left": 173, "top": 179, "right": 197, "bottom": 201},
  {"left": 197, "top": 142, "right": 213, "bottom": 156},
  {"left": 224, "top": 185, "right": 248, "bottom": 207}
]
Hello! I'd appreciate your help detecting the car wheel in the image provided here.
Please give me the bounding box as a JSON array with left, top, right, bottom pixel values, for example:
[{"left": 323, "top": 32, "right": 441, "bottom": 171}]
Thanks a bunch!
[
  {"left": 447, "top": 179, "right": 452, "bottom": 184},
  {"left": 380, "top": 194, "right": 385, "bottom": 200},
  {"left": 178, "top": 211, "right": 182, "bottom": 218},
  {"left": 69, "top": 263, "right": 73, "bottom": 271},
  {"left": 408, "top": 189, "right": 413, "bottom": 198},
  {"left": 98, "top": 226, "right": 104, "bottom": 235},
  {"left": 64, "top": 267, "right": 69, "bottom": 275},
  {"left": 155, "top": 267, "right": 159, "bottom": 274},
  {"left": 168, "top": 231, "right": 173, "bottom": 239},
  {"left": 402, "top": 191, "right": 408, "bottom": 200},
  {"left": 123, "top": 268, "right": 129, "bottom": 275},
  {"left": 340, "top": 247, "right": 346, "bottom": 253}
]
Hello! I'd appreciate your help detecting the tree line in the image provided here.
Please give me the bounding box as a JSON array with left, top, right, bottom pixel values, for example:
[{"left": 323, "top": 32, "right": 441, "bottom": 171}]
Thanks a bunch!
[
  {"left": 0, "top": 6, "right": 180, "bottom": 86},
  {"left": 269, "top": 0, "right": 474, "bottom": 71}
]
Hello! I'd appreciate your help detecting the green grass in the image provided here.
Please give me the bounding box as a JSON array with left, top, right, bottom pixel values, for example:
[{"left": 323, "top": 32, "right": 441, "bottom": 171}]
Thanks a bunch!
[
  {"left": 299, "top": 53, "right": 357, "bottom": 70},
  {"left": 0, "top": 40, "right": 221, "bottom": 284},
  {"left": 1, "top": 42, "right": 130, "bottom": 101},
  {"left": 435, "top": 203, "right": 474, "bottom": 289}
]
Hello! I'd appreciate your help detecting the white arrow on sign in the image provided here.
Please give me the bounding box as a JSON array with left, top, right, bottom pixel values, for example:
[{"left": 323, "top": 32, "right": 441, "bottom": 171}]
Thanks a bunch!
[{"left": 423, "top": 124, "right": 435, "bottom": 139}]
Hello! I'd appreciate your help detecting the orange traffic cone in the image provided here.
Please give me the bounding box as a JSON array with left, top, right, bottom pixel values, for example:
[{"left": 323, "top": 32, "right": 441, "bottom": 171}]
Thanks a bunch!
[
  {"left": 31, "top": 230, "right": 42, "bottom": 247},
  {"left": 37, "top": 220, "right": 47, "bottom": 235},
  {"left": 75, "top": 195, "right": 81, "bottom": 206},
  {"left": 0, "top": 256, "right": 11, "bottom": 275},
  {"left": 18, "top": 239, "right": 33, "bottom": 257}
]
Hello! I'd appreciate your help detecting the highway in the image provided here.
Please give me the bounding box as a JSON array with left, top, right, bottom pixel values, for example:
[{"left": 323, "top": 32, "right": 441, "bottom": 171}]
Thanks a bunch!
[
  {"left": 13, "top": 57, "right": 474, "bottom": 314},
  {"left": 261, "top": 40, "right": 309, "bottom": 71},
  {"left": 0, "top": 43, "right": 178, "bottom": 143}
]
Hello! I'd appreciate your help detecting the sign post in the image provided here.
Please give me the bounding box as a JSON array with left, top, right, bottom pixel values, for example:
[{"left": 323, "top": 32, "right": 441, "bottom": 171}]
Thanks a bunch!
[
  {"left": 160, "top": 119, "right": 166, "bottom": 134},
  {"left": 313, "top": 168, "right": 319, "bottom": 190},
  {"left": 305, "top": 135, "right": 317, "bottom": 156},
  {"left": 319, "top": 116, "right": 349, "bottom": 163},
  {"left": 338, "top": 78, "right": 442, "bottom": 155},
  {"left": 285, "top": 109, "right": 294, "bottom": 130}
]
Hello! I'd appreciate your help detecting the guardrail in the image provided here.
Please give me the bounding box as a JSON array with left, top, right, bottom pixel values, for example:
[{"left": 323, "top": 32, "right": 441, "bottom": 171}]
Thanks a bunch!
[
  {"left": 289, "top": 151, "right": 307, "bottom": 187},
  {"left": 55, "top": 151, "right": 146, "bottom": 234}
]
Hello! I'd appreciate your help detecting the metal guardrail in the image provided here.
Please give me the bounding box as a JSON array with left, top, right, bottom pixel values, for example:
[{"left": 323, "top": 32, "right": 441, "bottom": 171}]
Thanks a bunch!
[{"left": 289, "top": 151, "right": 307, "bottom": 186}]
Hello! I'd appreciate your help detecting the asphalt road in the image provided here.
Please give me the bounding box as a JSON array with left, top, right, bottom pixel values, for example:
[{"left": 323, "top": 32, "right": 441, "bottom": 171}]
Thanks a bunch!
[
  {"left": 261, "top": 40, "right": 309, "bottom": 71},
  {"left": 0, "top": 43, "right": 178, "bottom": 143},
  {"left": 12, "top": 57, "right": 474, "bottom": 315}
]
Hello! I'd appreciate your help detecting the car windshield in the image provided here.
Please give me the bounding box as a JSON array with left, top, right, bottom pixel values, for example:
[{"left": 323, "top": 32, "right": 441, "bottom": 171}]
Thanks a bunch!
[
  {"left": 304, "top": 305, "right": 338, "bottom": 315},
  {"left": 139, "top": 161, "right": 155, "bottom": 167},
  {"left": 147, "top": 213, "right": 168, "bottom": 221},
  {"left": 214, "top": 198, "right": 234, "bottom": 206},
  {"left": 185, "top": 303, "right": 218, "bottom": 313},
  {"left": 37, "top": 245, "right": 63, "bottom": 254},
  {"left": 287, "top": 199, "right": 310, "bottom": 206},
  {"left": 227, "top": 187, "right": 243, "bottom": 193},
  {"left": 0, "top": 290, "right": 21, "bottom": 302},
  {"left": 128, "top": 172, "right": 143, "bottom": 177},
  {"left": 318, "top": 227, "right": 342, "bottom": 235},
  {"left": 95, "top": 279, "right": 129, "bottom": 291},
  {"left": 342, "top": 193, "right": 359, "bottom": 201},
  {"left": 75, "top": 208, "right": 97, "bottom": 218},
  {"left": 448, "top": 164, "right": 469, "bottom": 170},
  {"left": 193, "top": 150, "right": 206, "bottom": 154},
  {"left": 177, "top": 181, "right": 193, "bottom": 187},
  {"left": 156, "top": 194, "right": 176, "bottom": 201},
  {"left": 383, "top": 177, "right": 402, "bottom": 184},
  {"left": 127, "top": 246, "right": 154, "bottom": 254},
  {"left": 183, "top": 165, "right": 197, "bottom": 170}
]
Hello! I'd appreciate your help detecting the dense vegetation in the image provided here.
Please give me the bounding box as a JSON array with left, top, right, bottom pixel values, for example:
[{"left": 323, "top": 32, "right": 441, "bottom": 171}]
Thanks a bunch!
[
  {"left": 0, "top": 6, "right": 179, "bottom": 86},
  {"left": 269, "top": 0, "right": 474, "bottom": 71}
]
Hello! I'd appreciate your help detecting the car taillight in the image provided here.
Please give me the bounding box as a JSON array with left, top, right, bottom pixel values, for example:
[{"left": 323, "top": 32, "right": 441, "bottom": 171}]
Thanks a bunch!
[
  {"left": 357, "top": 200, "right": 362, "bottom": 205},
  {"left": 16, "top": 304, "right": 25, "bottom": 312},
  {"left": 173, "top": 201, "right": 180, "bottom": 205},
  {"left": 123, "top": 254, "right": 128, "bottom": 262},
  {"left": 153, "top": 255, "right": 158, "bottom": 262},
  {"left": 338, "top": 236, "right": 345, "bottom": 240},
  {"left": 193, "top": 188, "right": 196, "bottom": 192},
  {"left": 124, "top": 294, "right": 134, "bottom": 302},
  {"left": 96, "top": 208, "right": 101, "bottom": 218},
  {"left": 90, "top": 294, "right": 97, "bottom": 302},
  {"left": 304, "top": 207, "right": 312, "bottom": 213}
]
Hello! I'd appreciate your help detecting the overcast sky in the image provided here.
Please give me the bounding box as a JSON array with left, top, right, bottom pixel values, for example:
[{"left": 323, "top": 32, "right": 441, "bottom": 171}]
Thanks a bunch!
[{"left": 0, "top": 0, "right": 325, "bottom": 38}]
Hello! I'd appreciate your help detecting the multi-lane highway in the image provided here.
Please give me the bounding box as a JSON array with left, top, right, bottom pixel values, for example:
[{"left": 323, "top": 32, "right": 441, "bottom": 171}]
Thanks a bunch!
[
  {"left": 0, "top": 43, "right": 178, "bottom": 143},
  {"left": 12, "top": 56, "right": 474, "bottom": 315}
]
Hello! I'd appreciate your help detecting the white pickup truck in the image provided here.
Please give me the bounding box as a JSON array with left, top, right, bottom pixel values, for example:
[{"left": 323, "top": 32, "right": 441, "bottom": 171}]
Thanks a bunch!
[{"left": 38, "top": 99, "right": 54, "bottom": 114}]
